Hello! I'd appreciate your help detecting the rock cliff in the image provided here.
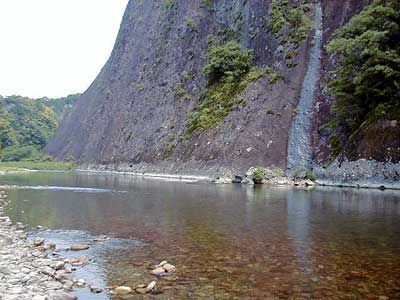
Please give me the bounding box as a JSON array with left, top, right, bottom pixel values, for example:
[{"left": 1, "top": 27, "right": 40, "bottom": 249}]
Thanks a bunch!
[{"left": 45, "top": 0, "right": 398, "bottom": 176}]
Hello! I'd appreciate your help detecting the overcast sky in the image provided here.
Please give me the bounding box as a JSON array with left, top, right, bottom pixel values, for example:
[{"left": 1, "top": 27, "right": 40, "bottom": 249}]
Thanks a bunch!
[{"left": 0, "top": 0, "right": 129, "bottom": 98}]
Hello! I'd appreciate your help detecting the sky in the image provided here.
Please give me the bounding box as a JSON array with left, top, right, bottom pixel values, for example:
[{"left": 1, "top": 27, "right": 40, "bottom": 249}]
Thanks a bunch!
[{"left": 0, "top": 0, "right": 129, "bottom": 98}]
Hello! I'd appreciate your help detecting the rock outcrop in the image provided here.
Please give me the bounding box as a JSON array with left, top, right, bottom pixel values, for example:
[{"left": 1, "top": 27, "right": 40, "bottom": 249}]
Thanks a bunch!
[{"left": 46, "top": 0, "right": 395, "bottom": 175}]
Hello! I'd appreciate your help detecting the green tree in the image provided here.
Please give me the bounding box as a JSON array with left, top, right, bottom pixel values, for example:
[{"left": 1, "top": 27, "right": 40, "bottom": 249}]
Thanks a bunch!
[
  {"left": 203, "top": 40, "right": 253, "bottom": 84},
  {"left": 326, "top": 0, "right": 400, "bottom": 134},
  {"left": 0, "top": 94, "right": 78, "bottom": 161}
]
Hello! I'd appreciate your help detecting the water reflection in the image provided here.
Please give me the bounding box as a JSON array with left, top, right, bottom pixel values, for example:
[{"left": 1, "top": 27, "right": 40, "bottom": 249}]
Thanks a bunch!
[{"left": 2, "top": 172, "right": 400, "bottom": 299}]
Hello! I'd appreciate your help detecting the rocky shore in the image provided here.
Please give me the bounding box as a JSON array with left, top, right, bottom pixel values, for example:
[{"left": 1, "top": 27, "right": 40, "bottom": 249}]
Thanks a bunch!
[
  {"left": 314, "top": 159, "right": 400, "bottom": 190},
  {"left": 78, "top": 159, "right": 400, "bottom": 190},
  {"left": 0, "top": 190, "right": 77, "bottom": 300}
]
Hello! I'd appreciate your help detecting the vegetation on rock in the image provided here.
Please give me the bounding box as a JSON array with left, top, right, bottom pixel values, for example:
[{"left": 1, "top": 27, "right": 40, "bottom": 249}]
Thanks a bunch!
[
  {"left": 326, "top": 0, "right": 400, "bottom": 155},
  {"left": 292, "top": 166, "right": 316, "bottom": 181},
  {"left": 186, "top": 39, "right": 279, "bottom": 134},
  {"left": 253, "top": 167, "right": 266, "bottom": 184},
  {"left": 269, "top": 0, "right": 312, "bottom": 48}
]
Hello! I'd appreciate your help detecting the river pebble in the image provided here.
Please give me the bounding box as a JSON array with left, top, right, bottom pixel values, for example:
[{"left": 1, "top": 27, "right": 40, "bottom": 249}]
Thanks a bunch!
[{"left": 0, "top": 190, "right": 78, "bottom": 300}]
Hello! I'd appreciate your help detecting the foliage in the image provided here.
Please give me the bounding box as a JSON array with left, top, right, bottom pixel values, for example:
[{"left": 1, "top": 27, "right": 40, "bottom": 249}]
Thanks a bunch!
[
  {"left": 253, "top": 167, "right": 266, "bottom": 184},
  {"left": 293, "top": 166, "right": 317, "bottom": 181},
  {"left": 1, "top": 146, "right": 42, "bottom": 162},
  {"left": 203, "top": 40, "right": 253, "bottom": 84},
  {"left": 0, "top": 161, "right": 76, "bottom": 171},
  {"left": 185, "top": 38, "right": 280, "bottom": 135},
  {"left": 326, "top": 0, "right": 400, "bottom": 149},
  {"left": 164, "top": 143, "right": 176, "bottom": 158},
  {"left": 268, "top": 0, "right": 312, "bottom": 47},
  {"left": 0, "top": 94, "right": 78, "bottom": 161},
  {"left": 186, "top": 67, "right": 274, "bottom": 134},
  {"left": 37, "top": 94, "right": 79, "bottom": 121}
]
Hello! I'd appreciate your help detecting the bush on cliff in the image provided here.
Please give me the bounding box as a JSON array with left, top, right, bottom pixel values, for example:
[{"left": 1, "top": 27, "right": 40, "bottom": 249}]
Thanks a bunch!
[
  {"left": 203, "top": 39, "right": 253, "bottom": 84},
  {"left": 326, "top": 0, "right": 400, "bottom": 151}
]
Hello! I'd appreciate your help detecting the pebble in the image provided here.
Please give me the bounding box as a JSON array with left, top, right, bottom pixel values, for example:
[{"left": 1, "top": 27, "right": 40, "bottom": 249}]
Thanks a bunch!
[
  {"left": 0, "top": 191, "right": 78, "bottom": 300},
  {"left": 114, "top": 286, "right": 133, "bottom": 294},
  {"left": 89, "top": 285, "right": 103, "bottom": 293},
  {"left": 163, "top": 263, "right": 176, "bottom": 272},
  {"left": 151, "top": 267, "right": 166, "bottom": 276},
  {"left": 69, "top": 244, "right": 90, "bottom": 251},
  {"left": 33, "top": 237, "right": 45, "bottom": 246}
]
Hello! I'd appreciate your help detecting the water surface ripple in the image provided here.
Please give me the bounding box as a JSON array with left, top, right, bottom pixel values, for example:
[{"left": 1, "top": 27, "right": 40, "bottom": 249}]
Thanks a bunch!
[{"left": 2, "top": 171, "right": 400, "bottom": 300}]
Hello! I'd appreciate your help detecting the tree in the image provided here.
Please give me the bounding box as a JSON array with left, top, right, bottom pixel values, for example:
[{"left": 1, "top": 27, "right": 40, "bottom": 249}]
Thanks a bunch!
[{"left": 326, "top": 0, "right": 400, "bottom": 133}]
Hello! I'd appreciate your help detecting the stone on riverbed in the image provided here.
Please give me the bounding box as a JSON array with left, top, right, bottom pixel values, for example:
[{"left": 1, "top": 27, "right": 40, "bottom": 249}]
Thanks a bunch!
[
  {"left": 114, "top": 286, "right": 133, "bottom": 294},
  {"left": 70, "top": 256, "right": 88, "bottom": 266},
  {"left": 33, "top": 237, "right": 45, "bottom": 246},
  {"left": 136, "top": 287, "right": 150, "bottom": 294},
  {"left": 40, "top": 266, "right": 56, "bottom": 277},
  {"left": 150, "top": 267, "right": 166, "bottom": 276},
  {"left": 93, "top": 236, "right": 107, "bottom": 242},
  {"left": 69, "top": 244, "right": 90, "bottom": 251},
  {"left": 89, "top": 285, "right": 104, "bottom": 293},
  {"left": 48, "top": 292, "right": 78, "bottom": 300},
  {"left": 163, "top": 263, "right": 176, "bottom": 272},
  {"left": 147, "top": 281, "right": 156, "bottom": 290}
]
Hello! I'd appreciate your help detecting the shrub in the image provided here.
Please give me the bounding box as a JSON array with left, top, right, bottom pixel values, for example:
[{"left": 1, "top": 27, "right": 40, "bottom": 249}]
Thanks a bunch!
[
  {"left": 293, "top": 166, "right": 317, "bottom": 181},
  {"left": 253, "top": 167, "right": 266, "bottom": 184},
  {"left": 203, "top": 40, "right": 253, "bottom": 84}
]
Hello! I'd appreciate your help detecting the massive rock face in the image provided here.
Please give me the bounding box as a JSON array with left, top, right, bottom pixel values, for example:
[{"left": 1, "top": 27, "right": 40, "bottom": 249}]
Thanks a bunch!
[{"left": 46, "top": 0, "right": 385, "bottom": 174}]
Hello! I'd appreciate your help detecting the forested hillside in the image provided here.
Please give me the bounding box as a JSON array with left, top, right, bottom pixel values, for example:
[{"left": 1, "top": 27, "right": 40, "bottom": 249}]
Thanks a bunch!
[{"left": 0, "top": 94, "right": 78, "bottom": 161}]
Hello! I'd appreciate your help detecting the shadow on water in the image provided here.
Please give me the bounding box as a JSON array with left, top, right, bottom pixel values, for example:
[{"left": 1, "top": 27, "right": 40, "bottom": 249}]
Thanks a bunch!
[{"left": 2, "top": 171, "right": 400, "bottom": 299}]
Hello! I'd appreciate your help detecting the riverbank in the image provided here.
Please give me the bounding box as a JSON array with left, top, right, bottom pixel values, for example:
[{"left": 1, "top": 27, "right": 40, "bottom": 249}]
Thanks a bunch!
[
  {"left": 314, "top": 158, "right": 400, "bottom": 190},
  {"left": 0, "top": 190, "right": 77, "bottom": 300},
  {"left": 0, "top": 161, "right": 76, "bottom": 174},
  {"left": 78, "top": 159, "right": 400, "bottom": 190}
]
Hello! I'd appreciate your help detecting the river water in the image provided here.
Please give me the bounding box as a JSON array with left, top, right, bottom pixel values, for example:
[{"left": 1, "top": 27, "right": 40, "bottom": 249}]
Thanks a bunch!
[{"left": 1, "top": 171, "right": 400, "bottom": 299}]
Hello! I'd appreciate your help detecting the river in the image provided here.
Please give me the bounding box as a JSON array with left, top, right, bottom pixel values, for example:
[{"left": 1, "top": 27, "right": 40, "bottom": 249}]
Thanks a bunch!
[{"left": 1, "top": 171, "right": 400, "bottom": 299}]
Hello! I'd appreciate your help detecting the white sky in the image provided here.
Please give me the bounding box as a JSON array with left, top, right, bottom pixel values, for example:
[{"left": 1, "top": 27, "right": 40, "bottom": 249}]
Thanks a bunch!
[{"left": 0, "top": 0, "right": 129, "bottom": 98}]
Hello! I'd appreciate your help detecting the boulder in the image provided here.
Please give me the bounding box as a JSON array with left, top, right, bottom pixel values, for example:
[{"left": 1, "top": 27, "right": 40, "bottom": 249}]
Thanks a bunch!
[
  {"left": 232, "top": 175, "right": 243, "bottom": 183},
  {"left": 213, "top": 177, "right": 232, "bottom": 184},
  {"left": 241, "top": 177, "right": 254, "bottom": 185}
]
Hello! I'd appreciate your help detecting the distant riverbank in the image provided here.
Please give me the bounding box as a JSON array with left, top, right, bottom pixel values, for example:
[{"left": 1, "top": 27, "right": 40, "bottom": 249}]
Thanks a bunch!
[{"left": 0, "top": 161, "right": 76, "bottom": 175}]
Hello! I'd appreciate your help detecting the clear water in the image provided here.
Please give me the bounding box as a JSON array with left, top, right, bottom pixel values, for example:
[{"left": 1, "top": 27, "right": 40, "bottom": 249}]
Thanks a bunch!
[{"left": 2, "top": 171, "right": 400, "bottom": 300}]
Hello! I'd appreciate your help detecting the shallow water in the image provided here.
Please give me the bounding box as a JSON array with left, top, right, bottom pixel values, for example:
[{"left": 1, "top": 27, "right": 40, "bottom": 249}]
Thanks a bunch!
[{"left": 2, "top": 171, "right": 400, "bottom": 299}]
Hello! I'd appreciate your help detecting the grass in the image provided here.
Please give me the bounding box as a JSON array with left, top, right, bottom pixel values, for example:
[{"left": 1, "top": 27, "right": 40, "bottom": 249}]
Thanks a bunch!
[
  {"left": 0, "top": 161, "right": 76, "bottom": 171},
  {"left": 186, "top": 67, "right": 279, "bottom": 134}
]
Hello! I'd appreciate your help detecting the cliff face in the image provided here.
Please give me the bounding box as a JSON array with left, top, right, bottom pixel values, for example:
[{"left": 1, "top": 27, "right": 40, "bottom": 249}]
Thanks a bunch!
[{"left": 46, "top": 0, "right": 384, "bottom": 174}]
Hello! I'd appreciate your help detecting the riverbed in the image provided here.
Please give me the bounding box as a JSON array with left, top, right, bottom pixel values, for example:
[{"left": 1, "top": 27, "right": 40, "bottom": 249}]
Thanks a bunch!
[{"left": 1, "top": 171, "right": 400, "bottom": 299}]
